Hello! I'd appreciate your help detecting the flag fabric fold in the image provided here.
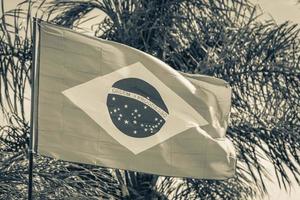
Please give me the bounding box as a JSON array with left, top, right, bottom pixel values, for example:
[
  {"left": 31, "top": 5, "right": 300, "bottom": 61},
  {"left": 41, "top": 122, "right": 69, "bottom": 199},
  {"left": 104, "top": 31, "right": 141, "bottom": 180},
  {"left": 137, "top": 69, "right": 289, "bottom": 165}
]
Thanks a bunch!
[{"left": 36, "top": 21, "right": 236, "bottom": 179}]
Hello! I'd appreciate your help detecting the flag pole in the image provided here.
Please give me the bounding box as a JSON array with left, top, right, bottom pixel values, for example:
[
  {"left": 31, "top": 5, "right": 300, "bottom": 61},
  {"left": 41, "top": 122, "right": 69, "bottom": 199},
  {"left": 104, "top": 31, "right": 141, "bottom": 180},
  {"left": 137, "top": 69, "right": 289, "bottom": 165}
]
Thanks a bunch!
[
  {"left": 28, "top": 146, "right": 34, "bottom": 200},
  {"left": 28, "top": 17, "right": 39, "bottom": 200}
]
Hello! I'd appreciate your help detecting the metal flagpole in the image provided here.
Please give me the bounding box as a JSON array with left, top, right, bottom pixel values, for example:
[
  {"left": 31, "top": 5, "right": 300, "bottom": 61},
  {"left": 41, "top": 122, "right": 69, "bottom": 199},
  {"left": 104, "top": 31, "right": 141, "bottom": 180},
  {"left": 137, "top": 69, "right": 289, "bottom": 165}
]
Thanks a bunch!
[{"left": 28, "top": 17, "right": 39, "bottom": 200}]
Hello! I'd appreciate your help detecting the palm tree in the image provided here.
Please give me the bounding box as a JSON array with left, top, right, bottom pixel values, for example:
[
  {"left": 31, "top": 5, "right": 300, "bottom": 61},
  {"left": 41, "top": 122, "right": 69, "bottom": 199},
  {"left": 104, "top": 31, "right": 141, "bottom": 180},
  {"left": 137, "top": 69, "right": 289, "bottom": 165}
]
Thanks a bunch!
[{"left": 0, "top": 0, "right": 299, "bottom": 199}]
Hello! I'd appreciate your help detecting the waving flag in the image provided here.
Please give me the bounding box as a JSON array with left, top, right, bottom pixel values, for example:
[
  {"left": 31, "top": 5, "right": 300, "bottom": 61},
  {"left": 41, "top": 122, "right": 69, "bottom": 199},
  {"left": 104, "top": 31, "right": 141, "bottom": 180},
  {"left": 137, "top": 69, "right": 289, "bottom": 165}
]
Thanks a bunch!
[{"left": 35, "top": 21, "right": 236, "bottom": 179}]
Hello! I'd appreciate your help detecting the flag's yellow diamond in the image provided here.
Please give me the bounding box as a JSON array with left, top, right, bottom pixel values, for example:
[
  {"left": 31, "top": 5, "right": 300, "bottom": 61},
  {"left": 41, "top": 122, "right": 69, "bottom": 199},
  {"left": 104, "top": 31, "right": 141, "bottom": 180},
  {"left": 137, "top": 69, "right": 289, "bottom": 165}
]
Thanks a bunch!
[{"left": 63, "top": 62, "right": 208, "bottom": 154}]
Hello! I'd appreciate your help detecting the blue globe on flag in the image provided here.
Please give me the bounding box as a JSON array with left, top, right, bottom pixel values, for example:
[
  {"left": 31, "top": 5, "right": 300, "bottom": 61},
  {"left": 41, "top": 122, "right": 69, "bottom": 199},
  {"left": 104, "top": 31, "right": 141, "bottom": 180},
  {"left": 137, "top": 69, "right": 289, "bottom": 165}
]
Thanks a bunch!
[{"left": 107, "top": 78, "right": 169, "bottom": 138}]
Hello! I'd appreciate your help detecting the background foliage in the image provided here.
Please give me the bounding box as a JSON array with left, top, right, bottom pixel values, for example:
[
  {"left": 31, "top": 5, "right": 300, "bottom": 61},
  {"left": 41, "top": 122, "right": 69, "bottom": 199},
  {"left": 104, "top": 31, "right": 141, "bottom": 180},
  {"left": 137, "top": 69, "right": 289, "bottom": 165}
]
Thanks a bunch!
[{"left": 0, "top": 0, "right": 299, "bottom": 199}]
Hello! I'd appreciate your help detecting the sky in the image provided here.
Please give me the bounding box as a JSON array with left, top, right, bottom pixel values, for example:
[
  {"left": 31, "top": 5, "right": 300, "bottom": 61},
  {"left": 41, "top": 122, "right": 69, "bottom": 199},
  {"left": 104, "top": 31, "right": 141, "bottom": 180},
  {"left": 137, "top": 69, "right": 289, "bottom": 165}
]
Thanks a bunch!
[
  {"left": 1, "top": 0, "right": 300, "bottom": 199},
  {"left": 253, "top": 0, "right": 300, "bottom": 24}
]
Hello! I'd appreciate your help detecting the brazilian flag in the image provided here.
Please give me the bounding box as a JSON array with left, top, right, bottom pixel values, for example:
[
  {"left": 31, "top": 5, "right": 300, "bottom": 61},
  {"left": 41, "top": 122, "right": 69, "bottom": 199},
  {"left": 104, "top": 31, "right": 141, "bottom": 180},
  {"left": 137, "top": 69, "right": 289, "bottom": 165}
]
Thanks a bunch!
[{"left": 34, "top": 21, "right": 236, "bottom": 179}]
